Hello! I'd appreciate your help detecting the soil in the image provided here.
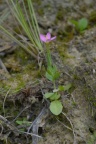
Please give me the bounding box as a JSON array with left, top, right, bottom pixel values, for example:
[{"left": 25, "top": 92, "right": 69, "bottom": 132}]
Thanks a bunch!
[{"left": 0, "top": 0, "right": 96, "bottom": 144}]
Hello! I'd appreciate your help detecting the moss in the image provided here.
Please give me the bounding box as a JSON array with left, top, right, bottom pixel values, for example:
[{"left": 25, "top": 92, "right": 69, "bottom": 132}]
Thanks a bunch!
[
  {"left": 82, "top": 85, "right": 96, "bottom": 108},
  {"left": 89, "top": 11, "right": 96, "bottom": 23},
  {"left": 57, "top": 30, "right": 67, "bottom": 39},
  {"left": 44, "top": 4, "right": 51, "bottom": 9},
  {"left": 79, "top": 6, "right": 87, "bottom": 12},
  {"left": 57, "top": 25, "right": 74, "bottom": 42},
  {"left": 56, "top": 6, "right": 67, "bottom": 21},
  {"left": 0, "top": 47, "right": 43, "bottom": 96},
  {"left": 37, "top": 9, "right": 44, "bottom": 16},
  {"left": 0, "top": 64, "right": 43, "bottom": 96},
  {"left": 32, "top": 0, "right": 41, "bottom": 5},
  {"left": 55, "top": 41, "right": 74, "bottom": 63},
  {"left": 58, "top": 47, "right": 73, "bottom": 60},
  {"left": 72, "top": 101, "right": 77, "bottom": 106},
  {"left": 13, "top": 25, "right": 23, "bottom": 34},
  {"left": 14, "top": 48, "right": 32, "bottom": 65},
  {"left": 56, "top": 10, "right": 64, "bottom": 21},
  {"left": 61, "top": 52, "right": 74, "bottom": 60},
  {"left": 73, "top": 74, "right": 81, "bottom": 80},
  {"left": 64, "top": 25, "right": 74, "bottom": 38}
]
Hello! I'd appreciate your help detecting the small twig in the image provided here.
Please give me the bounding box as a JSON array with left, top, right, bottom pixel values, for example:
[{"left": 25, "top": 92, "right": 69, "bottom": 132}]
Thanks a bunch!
[
  {"left": 0, "top": 58, "right": 9, "bottom": 73},
  {"left": 18, "top": 130, "right": 42, "bottom": 138},
  {"left": 62, "top": 112, "right": 77, "bottom": 144},
  {"left": 63, "top": 71, "right": 72, "bottom": 79},
  {"left": 27, "top": 106, "right": 49, "bottom": 132},
  {"left": 0, "top": 123, "right": 4, "bottom": 134},
  {"left": 27, "top": 105, "right": 49, "bottom": 144},
  {"left": 71, "top": 93, "right": 76, "bottom": 103},
  {"left": 0, "top": 115, "right": 41, "bottom": 138},
  {"left": 3, "top": 88, "right": 11, "bottom": 117},
  {"left": 56, "top": 117, "right": 73, "bottom": 131},
  {"left": 12, "top": 106, "right": 30, "bottom": 123},
  {"left": 0, "top": 115, "right": 10, "bottom": 124}
]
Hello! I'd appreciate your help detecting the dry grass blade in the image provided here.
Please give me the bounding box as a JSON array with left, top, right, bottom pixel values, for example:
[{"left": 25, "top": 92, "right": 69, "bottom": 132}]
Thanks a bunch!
[
  {"left": 0, "top": 0, "right": 44, "bottom": 60},
  {"left": 0, "top": 8, "right": 10, "bottom": 24}
]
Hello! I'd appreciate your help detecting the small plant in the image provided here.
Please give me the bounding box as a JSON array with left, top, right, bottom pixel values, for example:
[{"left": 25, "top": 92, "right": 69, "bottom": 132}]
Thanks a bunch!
[
  {"left": 40, "top": 32, "right": 71, "bottom": 115},
  {"left": 70, "top": 18, "right": 88, "bottom": 33},
  {"left": 44, "top": 83, "right": 72, "bottom": 115},
  {"left": 15, "top": 118, "right": 31, "bottom": 132},
  {"left": 16, "top": 119, "right": 30, "bottom": 126}
]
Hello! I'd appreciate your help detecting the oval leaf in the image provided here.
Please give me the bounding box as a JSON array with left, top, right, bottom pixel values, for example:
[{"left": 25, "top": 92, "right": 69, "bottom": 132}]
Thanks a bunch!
[
  {"left": 78, "top": 18, "right": 88, "bottom": 31},
  {"left": 50, "top": 100, "right": 63, "bottom": 115},
  {"left": 49, "top": 93, "right": 60, "bottom": 100},
  {"left": 63, "top": 83, "right": 72, "bottom": 91},
  {"left": 58, "top": 83, "right": 72, "bottom": 91},
  {"left": 46, "top": 71, "right": 53, "bottom": 81},
  {"left": 44, "top": 92, "right": 54, "bottom": 98}
]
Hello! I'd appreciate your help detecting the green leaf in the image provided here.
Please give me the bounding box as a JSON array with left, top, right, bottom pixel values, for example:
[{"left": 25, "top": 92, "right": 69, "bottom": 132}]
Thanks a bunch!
[
  {"left": 58, "top": 86, "right": 65, "bottom": 91},
  {"left": 58, "top": 83, "right": 72, "bottom": 91},
  {"left": 16, "top": 120, "right": 23, "bottom": 125},
  {"left": 78, "top": 18, "right": 88, "bottom": 31},
  {"left": 46, "top": 65, "right": 60, "bottom": 82},
  {"left": 19, "top": 129, "right": 25, "bottom": 132},
  {"left": 16, "top": 120, "right": 30, "bottom": 126},
  {"left": 44, "top": 92, "right": 54, "bottom": 98},
  {"left": 46, "top": 71, "right": 53, "bottom": 81},
  {"left": 50, "top": 100, "right": 63, "bottom": 115},
  {"left": 70, "top": 18, "right": 88, "bottom": 32},
  {"left": 44, "top": 92, "right": 60, "bottom": 100},
  {"left": 49, "top": 93, "right": 60, "bottom": 101},
  {"left": 22, "top": 120, "right": 30, "bottom": 126},
  {"left": 70, "top": 19, "right": 78, "bottom": 27},
  {"left": 63, "top": 83, "right": 72, "bottom": 91},
  {"left": 53, "top": 71, "right": 60, "bottom": 81}
]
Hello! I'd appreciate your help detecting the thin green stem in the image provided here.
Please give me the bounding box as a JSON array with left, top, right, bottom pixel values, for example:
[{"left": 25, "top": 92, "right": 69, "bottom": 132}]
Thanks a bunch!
[{"left": 53, "top": 82, "right": 56, "bottom": 89}]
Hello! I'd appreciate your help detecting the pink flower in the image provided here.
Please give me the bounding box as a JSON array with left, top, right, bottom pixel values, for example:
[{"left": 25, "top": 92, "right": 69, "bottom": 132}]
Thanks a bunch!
[{"left": 40, "top": 32, "right": 56, "bottom": 43}]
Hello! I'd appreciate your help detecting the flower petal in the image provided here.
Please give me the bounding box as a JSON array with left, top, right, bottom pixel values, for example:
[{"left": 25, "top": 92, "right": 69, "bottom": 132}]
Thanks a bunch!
[
  {"left": 50, "top": 36, "right": 56, "bottom": 41},
  {"left": 40, "top": 34, "right": 46, "bottom": 42},
  {"left": 46, "top": 32, "right": 51, "bottom": 39}
]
